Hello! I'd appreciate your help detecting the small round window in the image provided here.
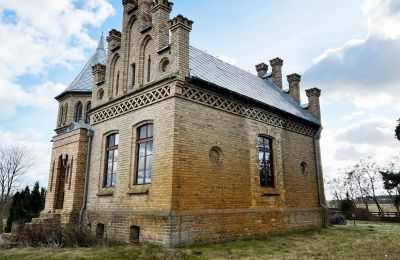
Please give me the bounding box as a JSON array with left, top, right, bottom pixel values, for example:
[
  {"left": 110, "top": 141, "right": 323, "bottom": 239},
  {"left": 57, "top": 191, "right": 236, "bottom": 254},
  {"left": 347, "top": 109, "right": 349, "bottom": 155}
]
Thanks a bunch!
[
  {"left": 209, "top": 146, "right": 223, "bottom": 166},
  {"left": 160, "top": 58, "right": 170, "bottom": 73},
  {"left": 97, "top": 89, "right": 104, "bottom": 100},
  {"left": 301, "top": 162, "right": 307, "bottom": 175}
]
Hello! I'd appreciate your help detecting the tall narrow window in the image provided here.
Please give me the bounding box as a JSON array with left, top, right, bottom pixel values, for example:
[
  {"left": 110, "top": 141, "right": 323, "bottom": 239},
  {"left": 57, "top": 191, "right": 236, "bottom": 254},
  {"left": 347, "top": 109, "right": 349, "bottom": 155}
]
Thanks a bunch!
[
  {"left": 104, "top": 133, "right": 119, "bottom": 187},
  {"left": 74, "top": 102, "right": 83, "bottom": 122},
  {"left": 115, "top": 71, "right": 120, "bottom": 96},
  {"left": 63, "top": 104, "right": 68, "bottom": 124},
  {"left": 147, "top": 55, "right": 151, "bottom": 83},
  {"left": 136, "top": 123, "right": 153, "bottom": 185},
  {"left": 131, "top": 63, "right": 136, "bottom": 87},
  {"left": 258, "top": 136, "right": 274, "bottom": 187},
  {"left": 85, "top": 102, "right": 91, "bottom": 124},
  {"left": 59, "top": 105, "right": 64, "bottom": 127}
]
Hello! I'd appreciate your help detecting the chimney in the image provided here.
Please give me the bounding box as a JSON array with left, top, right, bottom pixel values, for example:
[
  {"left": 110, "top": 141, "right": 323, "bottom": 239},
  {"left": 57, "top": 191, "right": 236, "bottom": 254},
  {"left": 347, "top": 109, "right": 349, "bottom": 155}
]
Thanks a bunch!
[
  {"left": 306, "top": 88, "right": 322, "bottom": 121},
  {"left": 287, "top": 73, "right": 301, "bottom": 104},
  {"left": 151, "top": 0, "right": 173, "bottom": 50},
  {"left": 169, "top": 15, "right": 193, "bottom": 77},
  {"left": 255, "top": 63, "right": 268, "bottom": 78},
  {"left": 138, "top": 0, "right": 152, "bottom": 30},
  {"left": 270, "top": 57, "right": 283, "bottom": 88},
  {"left": 92, "top": 64, "right": 106, "bottom": 85},
  {"left": 107, "top": 29, "right": 122, "bottom": 52},
  {"left": 122, "top": 0, "right": 138, "bottom": 14}
]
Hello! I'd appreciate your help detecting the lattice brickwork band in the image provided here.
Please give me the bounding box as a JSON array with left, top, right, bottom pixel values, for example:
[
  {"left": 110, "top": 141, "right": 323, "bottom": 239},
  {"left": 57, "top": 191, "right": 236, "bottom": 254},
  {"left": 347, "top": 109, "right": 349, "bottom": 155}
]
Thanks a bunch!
[
  {"left": 181, "top": 86, "right": 317, "bottom": 136},
  {"left": 92, "top": 85, "right": 171, "bottom": 124}
]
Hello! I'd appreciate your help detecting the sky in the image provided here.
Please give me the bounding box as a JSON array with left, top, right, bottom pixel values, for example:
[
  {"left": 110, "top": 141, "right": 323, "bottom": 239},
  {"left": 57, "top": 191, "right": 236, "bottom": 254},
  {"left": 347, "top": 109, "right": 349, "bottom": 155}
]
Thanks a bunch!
[{"left": 0, "top": 0, "right": 399, "bottom": 196}]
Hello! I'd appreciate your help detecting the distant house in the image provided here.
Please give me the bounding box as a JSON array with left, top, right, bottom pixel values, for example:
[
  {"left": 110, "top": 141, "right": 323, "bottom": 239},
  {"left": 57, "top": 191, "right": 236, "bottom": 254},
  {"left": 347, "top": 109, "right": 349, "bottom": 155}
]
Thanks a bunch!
[{"left": 36, "top": 0, "right": 326, "bottom": 246}]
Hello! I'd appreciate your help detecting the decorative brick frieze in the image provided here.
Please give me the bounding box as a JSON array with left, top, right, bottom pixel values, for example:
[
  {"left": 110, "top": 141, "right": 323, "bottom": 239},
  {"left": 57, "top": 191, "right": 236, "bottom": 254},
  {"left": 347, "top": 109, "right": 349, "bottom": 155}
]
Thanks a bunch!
[
  {"left": 181, "top": 85, "right": 317, "bottom": 136},
  {"left": 91, "top": 85, "right": 171, "bottom": 124}
]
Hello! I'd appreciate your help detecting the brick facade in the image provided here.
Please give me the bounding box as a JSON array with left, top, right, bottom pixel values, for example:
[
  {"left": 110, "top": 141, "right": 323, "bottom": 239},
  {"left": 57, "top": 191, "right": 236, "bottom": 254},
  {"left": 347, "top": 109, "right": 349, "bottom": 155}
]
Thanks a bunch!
[{"left": 40, "top": 0, "right": 326, "bottom": 246}]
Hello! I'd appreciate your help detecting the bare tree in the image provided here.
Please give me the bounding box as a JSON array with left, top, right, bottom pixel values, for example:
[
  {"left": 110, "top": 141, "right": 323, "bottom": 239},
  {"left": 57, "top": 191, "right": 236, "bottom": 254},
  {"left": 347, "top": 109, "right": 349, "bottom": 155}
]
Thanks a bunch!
[
  {"left": 346, "top": 157, "right": 384, "bottom": 213},
  {"left": 326, "top": 175, "right": 346, "bottom": 207},
  {"left": 0, "top": 145, "right": 34, "bottom": 215}
]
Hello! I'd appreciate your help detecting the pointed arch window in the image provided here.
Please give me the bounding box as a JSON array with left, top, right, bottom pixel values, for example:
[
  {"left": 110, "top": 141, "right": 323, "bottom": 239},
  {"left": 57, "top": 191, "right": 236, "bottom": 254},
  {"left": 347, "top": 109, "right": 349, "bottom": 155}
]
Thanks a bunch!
[
  {"left": 74, "top": 102, "right": 83, "bottom": 122},
  {"left": 135, "top": 123, "right": 153, "bottom": 185},
  {"left": 258, "top": 136, "right": 274, "bottom": 187},
  {"left": 85, "top": 102, "right": 91, "bottom": 124}
]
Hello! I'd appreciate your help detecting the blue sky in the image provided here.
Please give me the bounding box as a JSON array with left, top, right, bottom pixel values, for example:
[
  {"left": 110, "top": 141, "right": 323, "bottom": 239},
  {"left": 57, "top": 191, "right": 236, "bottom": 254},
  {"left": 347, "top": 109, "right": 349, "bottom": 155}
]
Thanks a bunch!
[{"left": 0, "top": 0, "right": 399, "bottom": 195}]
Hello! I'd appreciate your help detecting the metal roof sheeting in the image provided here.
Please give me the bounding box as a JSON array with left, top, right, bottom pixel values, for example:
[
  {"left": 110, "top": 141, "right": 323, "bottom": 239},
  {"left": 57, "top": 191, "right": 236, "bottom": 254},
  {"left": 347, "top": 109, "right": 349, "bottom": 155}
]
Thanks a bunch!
[{"left": 188, "top": 46, "right": 319, "bottom": 124}]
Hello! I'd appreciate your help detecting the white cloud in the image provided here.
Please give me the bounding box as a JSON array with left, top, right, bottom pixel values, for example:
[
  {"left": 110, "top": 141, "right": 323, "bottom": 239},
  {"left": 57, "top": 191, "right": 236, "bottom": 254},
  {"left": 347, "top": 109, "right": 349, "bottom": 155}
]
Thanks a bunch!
[
  {"left": 0, "top": 0, "right": 114, "bottom": 118},
  {"left": 0, "top": 127, "right": 52, "bottom": 188},
  {"left": 304, "top": 0, "right": 400, "bottom": 110},
  {"left": 362, "top": 0, "right": 400, "bottom": 39}
]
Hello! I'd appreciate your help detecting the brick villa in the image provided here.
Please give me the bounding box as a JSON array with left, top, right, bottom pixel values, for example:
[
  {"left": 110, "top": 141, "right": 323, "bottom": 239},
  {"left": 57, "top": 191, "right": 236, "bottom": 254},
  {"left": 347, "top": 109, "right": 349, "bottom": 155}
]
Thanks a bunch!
[{"left": 37, "top": 0, "right": 327, "bottom": 246}]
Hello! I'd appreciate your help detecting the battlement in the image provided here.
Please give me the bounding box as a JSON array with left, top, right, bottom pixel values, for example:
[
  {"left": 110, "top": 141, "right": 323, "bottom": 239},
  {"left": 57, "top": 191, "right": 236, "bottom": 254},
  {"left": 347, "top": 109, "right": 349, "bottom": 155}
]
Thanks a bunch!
[
  {"left": 152, "top": 0, "right": 173, "bottom": 11},
  {"left": 169, "top": 14, "right": 193, "bottom": 31}
]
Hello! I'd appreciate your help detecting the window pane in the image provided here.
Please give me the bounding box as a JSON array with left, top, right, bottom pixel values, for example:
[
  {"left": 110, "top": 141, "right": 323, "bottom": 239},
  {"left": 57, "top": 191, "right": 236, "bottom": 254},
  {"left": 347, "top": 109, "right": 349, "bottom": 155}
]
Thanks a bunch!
[
  {"left": 113, "top": 149, "right": 118, "bottom": 162},
  {"left": 145, "top": 169, "right": 152, "bottom": 184},
  {"left": 139, "top": 143, "right": 146, "bottom": 157},
  {"left": 113, "top": 161, "right": 118, "bottom": 174},
  {"left": 108, "top": 150, "right": 114, "bottom": 163},
  {"left": 258, "top": 151, "right": 263, "bottom": 163},
  {"left": 106, "top": 173, "right": 112, "bottom": 187},
  {"left": 148, "top": 124, "right": 153, "bottom": 138},
  {"left": 138, "top": 156, "right": 145, "bottom": 171},
  {"left": 108, "top": 134, "right": 115, "bottom": 147},
  {"left": 258, "top": 137, "right": 264, "bottom": 148},
  {"left": 115, "top": 134, "right": 119, "bottom": 146},
  {"left": 146, "top": 155, "right": 153, "bottom": 171},
  {"left": 146, "top": 141, "right": 153, "bottom": 156},
  {"left": 137, "top": 171, "right": 144, "bottom": 184},
  {"left": 265, "top": 138, "right": 270, "bottom": 148},
  {"left": 265, "top": 152, "right": 271, "bottom": 162},
  {"left": 111, "top": 173, "right": 116, "bottom": 187},
  {"left": 139, "top": 126, "right": 147, "bottom": 140}
]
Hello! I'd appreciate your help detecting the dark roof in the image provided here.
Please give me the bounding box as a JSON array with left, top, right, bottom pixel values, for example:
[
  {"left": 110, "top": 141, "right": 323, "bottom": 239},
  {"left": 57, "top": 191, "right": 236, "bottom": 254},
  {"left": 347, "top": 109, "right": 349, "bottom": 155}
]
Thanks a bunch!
[
  {"left": 189, "top": 46, "right": 319, "bottom": 124},
  {"left": 56, "top": 35, "right": 106, "bottom": 99},
  {"left": 56, "top": 38, "right": 318, "bottom": 124}
]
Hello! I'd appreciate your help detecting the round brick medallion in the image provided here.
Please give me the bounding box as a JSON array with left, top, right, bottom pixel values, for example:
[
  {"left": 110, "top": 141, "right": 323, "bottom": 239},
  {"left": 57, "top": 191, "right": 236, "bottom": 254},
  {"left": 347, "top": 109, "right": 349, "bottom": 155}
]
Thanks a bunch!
[{"left": 209, "top": 146, "right": 223, "bottom": 165}]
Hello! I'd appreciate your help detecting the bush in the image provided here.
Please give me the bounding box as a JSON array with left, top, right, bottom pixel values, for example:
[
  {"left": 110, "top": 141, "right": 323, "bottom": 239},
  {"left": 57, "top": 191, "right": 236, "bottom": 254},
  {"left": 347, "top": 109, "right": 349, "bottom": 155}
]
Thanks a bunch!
[
  {"left": 12, "top": 224, "right": 100, "bottom": 248},
  {"left": 329, "top": 213, "right": 347, "bottom": 225}
]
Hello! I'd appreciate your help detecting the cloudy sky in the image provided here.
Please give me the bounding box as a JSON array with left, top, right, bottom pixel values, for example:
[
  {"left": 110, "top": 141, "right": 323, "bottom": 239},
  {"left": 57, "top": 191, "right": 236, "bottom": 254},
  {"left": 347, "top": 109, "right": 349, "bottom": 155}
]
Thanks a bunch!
[{"left": 0, "top": 0, "right": 399, "bottom": 194}]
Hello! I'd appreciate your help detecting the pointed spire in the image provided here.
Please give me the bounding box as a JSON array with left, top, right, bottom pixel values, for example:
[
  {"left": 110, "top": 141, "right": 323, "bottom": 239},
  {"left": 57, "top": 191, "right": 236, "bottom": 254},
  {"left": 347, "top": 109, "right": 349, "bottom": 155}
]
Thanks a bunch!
[{"left": 97, "top": 33, "right": 105, "bottom": 50}]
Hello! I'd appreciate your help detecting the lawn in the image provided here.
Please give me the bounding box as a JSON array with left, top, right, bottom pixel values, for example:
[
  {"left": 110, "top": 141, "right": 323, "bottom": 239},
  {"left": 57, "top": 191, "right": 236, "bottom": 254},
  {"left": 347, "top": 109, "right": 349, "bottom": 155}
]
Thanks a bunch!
[{"left": 0, "top": 221, "right": 399, "bottom": 259}]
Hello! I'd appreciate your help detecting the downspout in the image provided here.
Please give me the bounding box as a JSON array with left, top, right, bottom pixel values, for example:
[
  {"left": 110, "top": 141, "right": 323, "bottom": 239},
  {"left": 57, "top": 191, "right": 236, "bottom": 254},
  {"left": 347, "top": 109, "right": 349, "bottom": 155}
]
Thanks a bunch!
[
  {"left": 313, "top": 126, "right": 328, "bottom": 227},
  {"left": 79, "top": 129, "right": 94, "bottom": 227}
]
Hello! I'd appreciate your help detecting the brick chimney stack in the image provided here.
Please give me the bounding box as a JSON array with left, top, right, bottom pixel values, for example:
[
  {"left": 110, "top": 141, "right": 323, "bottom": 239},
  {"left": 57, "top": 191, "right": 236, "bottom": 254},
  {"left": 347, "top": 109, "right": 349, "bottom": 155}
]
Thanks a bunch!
[
  {"left": 255, "top": 63, "right": 268, "bottom": 78},
  {"left": 306, "top": 88, "right": 322, "bottom": 121},
  {"left": 270, "top": 58, "right": 283, "bottom": 89},
  {"left": 92, "top": 64, "right": 106, "bottom": 85},
  {"left": 138, "top": 0, "right": 152, "bottom": 29},
  {"left": 287, "top": 73, "right": 301, "bottom": 104},
  {"left": 151, "top": 0, "right": 173, "bottom": 50},
  {"left": 169, "top": 15, "right": 193, "bottom": 77},
  {"left": 107, "top": 29, "right": 122, "bottom": 52}
]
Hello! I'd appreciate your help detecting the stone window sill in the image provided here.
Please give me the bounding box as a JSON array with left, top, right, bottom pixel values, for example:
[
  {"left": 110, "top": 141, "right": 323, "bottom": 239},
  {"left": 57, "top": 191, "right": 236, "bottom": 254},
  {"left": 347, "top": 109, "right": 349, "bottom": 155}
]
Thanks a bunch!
[
  {"left": 261, "top": 188, "right": 280, "bottom": 197},
  {"left": 97, "top": 188, "right": 114, "bottom": 197},
  {"left": 128, "top": 185, "right": 150, "bottom": 196}
]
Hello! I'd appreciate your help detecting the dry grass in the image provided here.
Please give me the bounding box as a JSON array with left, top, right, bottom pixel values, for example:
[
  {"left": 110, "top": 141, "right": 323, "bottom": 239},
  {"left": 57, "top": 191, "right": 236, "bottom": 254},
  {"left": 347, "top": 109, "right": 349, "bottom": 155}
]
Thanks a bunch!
[{"left": 1, "top": 221, "right": 399, "bottom": 259}]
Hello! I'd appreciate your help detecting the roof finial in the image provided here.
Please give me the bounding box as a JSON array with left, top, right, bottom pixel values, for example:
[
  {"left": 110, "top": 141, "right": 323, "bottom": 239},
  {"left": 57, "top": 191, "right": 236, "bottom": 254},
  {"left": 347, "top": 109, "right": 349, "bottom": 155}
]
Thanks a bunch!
[{"left": 97, "top": 32, "right": 105, "bottom": 50}]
